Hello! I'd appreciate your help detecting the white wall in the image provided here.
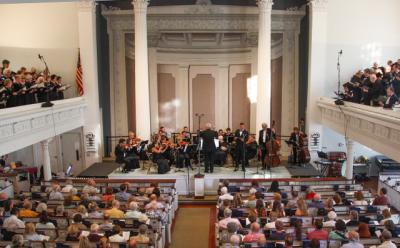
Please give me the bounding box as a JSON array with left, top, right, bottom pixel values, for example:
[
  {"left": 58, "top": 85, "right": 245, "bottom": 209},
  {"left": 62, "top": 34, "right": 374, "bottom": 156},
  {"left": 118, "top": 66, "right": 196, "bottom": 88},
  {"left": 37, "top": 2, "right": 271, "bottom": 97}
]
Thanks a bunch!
[
  {"left": 324, "top": 0, "right": 400, "bottom": 96},
  {"left": 0, "top": 2, "right": 79, "bottom": 98}
]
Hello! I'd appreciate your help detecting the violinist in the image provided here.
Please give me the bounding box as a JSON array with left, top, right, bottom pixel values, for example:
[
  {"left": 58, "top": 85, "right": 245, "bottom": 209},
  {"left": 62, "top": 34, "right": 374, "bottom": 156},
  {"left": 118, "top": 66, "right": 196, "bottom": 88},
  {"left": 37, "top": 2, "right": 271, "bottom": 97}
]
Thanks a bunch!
[
  {"left": 176, "top": 140, "right": 193, "bottom": 172},
  {"left": 124, "top": 131, "right": 140, "bottom": 171},
  {"left": 258, "top": 123, "right": 275, "bottom": 170},
  {"left": 152, "top": 135, "right": 174, "bottom": 164},
  {"left": 115, "top": 138, "right": 127, "bottom": 165},
  {"left": 126, "top": 131, "right": 141, "bottom": 157},
  {"left": 289, "top": 127, "right": 306, "bottom": 165}
]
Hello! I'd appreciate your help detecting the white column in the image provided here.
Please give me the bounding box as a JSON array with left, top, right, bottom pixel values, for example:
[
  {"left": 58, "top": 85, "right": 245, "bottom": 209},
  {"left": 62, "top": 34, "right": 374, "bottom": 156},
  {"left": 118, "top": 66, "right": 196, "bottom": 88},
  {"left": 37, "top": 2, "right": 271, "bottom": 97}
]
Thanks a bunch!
[
  {"left": 176, "top": 64, "right": 189, "bottom": 130},
  {"left": 250, "top": 48, "right": 258, "bottom": 134},
  {"left": 132, "top": 0, "right": 151, "bottom": 140},
  {"left": 306, "top": 0, "right": 328, "bottom": 154},
  {"left": 216, "top": 64, "right": 229, "bottom": 130},
  {"left": 345, "top": 139, "right": 354, "bottom": 180},
  {"left": 256, "top": 0, "right": 273, "bottom": 138},
  {"left": 78, "top": 0, "right": 102, "bottom": 166},
  {"left": 41, "top": 139, "right": 52, "bottom": 181},
  {"left": 149, "top": 47, "right": 159, "bottom": 133}
]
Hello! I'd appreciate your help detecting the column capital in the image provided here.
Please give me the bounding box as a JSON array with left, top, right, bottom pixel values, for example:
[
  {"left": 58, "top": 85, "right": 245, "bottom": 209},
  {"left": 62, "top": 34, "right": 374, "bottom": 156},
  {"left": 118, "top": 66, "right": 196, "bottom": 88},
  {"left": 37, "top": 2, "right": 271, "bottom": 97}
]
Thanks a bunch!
[
  {"left": 308, "top": 0, "right": 328, "bottom": 12},
  {"left": 257, "top": 0, "right": 273, "bottom": 12},
  {"left": 40, "top": 138, "right": 53, "bottom": 147},
  {"left": 78, "top": 0, "right": 96, "bottom": 12},
  {"left": 132, "top": 0, "right": 149, "bottom": 12}
]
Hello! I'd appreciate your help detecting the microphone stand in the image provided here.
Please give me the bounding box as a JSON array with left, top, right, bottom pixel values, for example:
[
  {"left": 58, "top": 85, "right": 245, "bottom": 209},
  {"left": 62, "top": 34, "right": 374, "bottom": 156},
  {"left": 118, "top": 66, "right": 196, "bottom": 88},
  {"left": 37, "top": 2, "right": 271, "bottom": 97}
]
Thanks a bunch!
[
  {"left": 337, "top": 50, "right": 343, "bottom": 94},
  {"left": 242, "top": 133, "right": 247, "bottom": 179},
  {"left": 38, "top": 54, "right": 53, "bottom": 108}
]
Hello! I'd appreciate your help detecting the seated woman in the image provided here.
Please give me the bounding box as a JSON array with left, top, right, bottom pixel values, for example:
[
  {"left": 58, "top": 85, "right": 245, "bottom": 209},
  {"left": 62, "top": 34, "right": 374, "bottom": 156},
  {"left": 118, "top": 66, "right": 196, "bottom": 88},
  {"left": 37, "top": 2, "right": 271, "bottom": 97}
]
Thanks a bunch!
[
  {"left": 352, "top": 191, "right": 368, "bottom": 205},
  {"left": 380, "top": 208, "right": 393, "bottom": 225},
  {"left": 295, "top": 198, "right": 308, "bottom": 217},
  {"left": 267, "top": 180, "right": 281, "bottom": 193},
  {"left": 358, "top": 222, "right": 371, "bottom": 238},
  {"left": 109, "top": 225, "right": 126, "bottom": 242},
  {"left": 102, "top": 187, "right": 115, "bottom": 203},
  {"left": 24, "top": 222, "right": 49, "bottom": 241},
  {"left": 346, "top": 210, "right": 359, "bottom": 226},
  {"left": 269, "top": 200, "right": 285, "bottom": 221},
  {"left": 88, "top": 202, "right": 103, "bottom": 218},
  {"left": 36, "top": 211, "right": 55, "bottom": 229},
  {"left": 245, "top": 188, "right": 257, "bottom": 209}
]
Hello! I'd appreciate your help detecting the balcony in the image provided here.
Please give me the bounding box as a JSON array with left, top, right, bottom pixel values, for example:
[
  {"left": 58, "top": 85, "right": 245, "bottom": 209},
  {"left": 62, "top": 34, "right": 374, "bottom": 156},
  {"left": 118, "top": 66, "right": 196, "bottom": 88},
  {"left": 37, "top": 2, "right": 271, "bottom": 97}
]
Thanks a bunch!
[
  {"left": 0, "top": 97, "right": 87, "bottom": 156},
  {"left": 317, "top": 97, "right": 400, "bottom": 161}
]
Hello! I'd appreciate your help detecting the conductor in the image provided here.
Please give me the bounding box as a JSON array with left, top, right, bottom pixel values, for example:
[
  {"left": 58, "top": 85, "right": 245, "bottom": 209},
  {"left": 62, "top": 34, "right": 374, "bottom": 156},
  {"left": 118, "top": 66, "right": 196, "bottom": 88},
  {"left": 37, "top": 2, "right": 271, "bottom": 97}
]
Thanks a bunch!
[{"left": 200, "top": 123, "right": 218, "bottom": 173}]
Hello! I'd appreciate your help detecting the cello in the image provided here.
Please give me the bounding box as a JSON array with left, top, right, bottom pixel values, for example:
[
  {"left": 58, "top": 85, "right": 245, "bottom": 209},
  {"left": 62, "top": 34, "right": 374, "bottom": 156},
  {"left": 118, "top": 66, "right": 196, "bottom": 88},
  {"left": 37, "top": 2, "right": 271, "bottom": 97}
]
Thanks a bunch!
[{"left": 265, "top": 121, "right": 281, "bottom": 167}]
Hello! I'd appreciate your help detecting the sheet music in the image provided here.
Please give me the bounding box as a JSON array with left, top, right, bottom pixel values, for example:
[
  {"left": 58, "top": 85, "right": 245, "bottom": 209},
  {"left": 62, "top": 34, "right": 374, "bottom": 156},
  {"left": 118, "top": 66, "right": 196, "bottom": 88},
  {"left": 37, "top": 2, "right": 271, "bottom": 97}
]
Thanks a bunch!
[{"left": 214, "top": 138, "right": 219, "bottom": 148}]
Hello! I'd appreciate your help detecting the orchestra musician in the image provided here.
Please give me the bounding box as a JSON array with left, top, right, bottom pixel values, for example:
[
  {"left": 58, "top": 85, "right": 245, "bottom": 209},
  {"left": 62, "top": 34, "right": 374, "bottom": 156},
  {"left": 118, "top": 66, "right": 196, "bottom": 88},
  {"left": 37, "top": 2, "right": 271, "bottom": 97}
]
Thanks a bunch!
[
  {"left": 289, "top": 127, "right": 307, "bottom": 165},
  {"left": 200, "top": 123, "right": 218, "bottom": 173},
  {"left": 176, "top": 140, "right": 193, "bottom": 172},
  {"left": 258, "top": 123, "right": 275, "bottom": 170},
  {"left": 215, "top": 135, "right": 228, "bottom": 166},
  {"left": 234, "top": 122, "right": 249, "bottom": 172},
  {"left": 124, "top": 131, "right": 141, "bottom": 172},
  {"left": 152, "top": 135, "right": 174, "bottom": 165},
  {"left": 115, "top": 138, "right": 127, "bottom": 165}
]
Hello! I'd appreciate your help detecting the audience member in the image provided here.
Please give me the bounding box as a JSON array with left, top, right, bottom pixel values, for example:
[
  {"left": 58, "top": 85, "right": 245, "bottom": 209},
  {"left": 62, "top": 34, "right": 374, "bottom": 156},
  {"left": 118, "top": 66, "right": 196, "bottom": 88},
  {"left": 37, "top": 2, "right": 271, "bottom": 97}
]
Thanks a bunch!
[
  {"left": 324, "top": 211, "right": 337, "bottom": 227},
  {"left": 270, "top": 220, "right": 286, "bottom": 240},
  {"left": 105, "top": 200, "right": 124, "bottom": 218},
  {"left": 218, "top": 208, "right": 242, "bottom": 229},
  {"left": 377, "top": 230, "right": 396, "bottom": 248},
  {"left": 353, "top": 191, "right": 368, "bottom": 205},
  {"left": 19, "top": 201, "right": 38, "bottom": 218},
  {"left": 341, "top": 231, "right": 363, "bottom": 248},
  {"left": 373, "top": 188, "right": 389, "bottom": 205},
  {"left": 243, "top": 222, "right": 265, "bottom": 243},
  {"left": 131, "top": 224, "right": 150, "bottom": 244},
  {"left": 115, "top": 183, "right": 131, "bottom": 202},
  {"left": 358, "top": 222, "right": 371, "bottom": 238},
  {"left": 329, "top": 219, "right": 348, "bottom": 241},
  {"left": 87, "top": 223, "right": 102, "bottom": 242},
  {"left": 307, "top": 219, "right": 328, "bottom": 241},
  {"left": 36, "top": 211, "right": 55, "bottom": 229},
  {"left": 24, "top": 222, "right": 49, "bottom": 241}
]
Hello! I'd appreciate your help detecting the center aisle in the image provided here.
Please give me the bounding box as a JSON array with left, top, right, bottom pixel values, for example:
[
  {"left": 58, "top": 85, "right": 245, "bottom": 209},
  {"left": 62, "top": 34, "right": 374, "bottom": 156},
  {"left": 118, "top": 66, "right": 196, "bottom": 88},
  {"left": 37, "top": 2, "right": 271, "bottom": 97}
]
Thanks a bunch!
[{"left": 170, "top": 205, "right": 216, "bottom": 248}]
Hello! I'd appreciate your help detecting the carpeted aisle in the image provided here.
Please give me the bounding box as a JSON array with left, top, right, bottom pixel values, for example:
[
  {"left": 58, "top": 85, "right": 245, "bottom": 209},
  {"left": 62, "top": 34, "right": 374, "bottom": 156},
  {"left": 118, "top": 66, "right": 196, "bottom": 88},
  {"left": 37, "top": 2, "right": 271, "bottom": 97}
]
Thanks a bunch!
[{"left": 170, "top": 207, "right": 212, "bottom": 248}]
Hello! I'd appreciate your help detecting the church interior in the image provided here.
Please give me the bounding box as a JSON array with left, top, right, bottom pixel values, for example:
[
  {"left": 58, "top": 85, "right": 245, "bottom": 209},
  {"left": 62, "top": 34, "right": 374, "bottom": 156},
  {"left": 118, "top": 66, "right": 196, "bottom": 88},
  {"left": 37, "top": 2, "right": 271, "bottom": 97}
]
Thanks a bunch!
[{"left": 0, "top": 0, "right": 400, "bottom": 247}]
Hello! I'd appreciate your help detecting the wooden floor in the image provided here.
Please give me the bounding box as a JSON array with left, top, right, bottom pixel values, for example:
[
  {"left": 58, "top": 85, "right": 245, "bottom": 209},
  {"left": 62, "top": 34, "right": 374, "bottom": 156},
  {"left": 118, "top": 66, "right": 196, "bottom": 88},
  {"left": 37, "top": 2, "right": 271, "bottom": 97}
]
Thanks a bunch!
[{"left": 169, "top": 205, "right": 216, "bottom": 248}]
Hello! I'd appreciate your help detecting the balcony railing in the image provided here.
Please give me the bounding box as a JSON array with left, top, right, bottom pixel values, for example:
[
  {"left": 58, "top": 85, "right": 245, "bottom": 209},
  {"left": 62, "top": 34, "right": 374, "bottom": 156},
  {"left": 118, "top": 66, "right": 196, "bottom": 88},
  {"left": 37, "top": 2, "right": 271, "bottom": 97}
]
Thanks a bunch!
[
  {"left": 317, "top": 97, "right": 400, "bottom": 161},
  {"left": 0, "top": 97, "right": 87, "bottom": 156}
]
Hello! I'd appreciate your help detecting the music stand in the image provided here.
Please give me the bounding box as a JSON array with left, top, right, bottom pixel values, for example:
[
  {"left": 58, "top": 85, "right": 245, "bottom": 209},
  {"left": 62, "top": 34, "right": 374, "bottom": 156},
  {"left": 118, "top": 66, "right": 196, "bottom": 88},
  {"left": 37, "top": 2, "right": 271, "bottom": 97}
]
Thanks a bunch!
[{"left": 137, "top": 140, "right": 149, "bottom": 170}]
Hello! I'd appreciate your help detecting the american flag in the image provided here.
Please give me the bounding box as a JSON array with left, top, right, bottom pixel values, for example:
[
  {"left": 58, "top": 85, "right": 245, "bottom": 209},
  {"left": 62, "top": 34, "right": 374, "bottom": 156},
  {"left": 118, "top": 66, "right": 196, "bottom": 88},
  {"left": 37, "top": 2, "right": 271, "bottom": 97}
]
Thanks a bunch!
[{"left": 76, "top": 51, "right": 84, "bottom": 96}]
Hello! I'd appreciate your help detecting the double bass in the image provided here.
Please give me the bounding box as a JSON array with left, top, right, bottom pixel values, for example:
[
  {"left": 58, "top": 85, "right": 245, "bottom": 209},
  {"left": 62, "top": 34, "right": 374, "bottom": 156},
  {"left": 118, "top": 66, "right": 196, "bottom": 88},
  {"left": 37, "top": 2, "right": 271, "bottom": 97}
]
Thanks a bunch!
[
  {"left": 265, "top": 121, "right": 281, "bottom": 167},
  {"left": 298, "top": 132, "right": 311, "bottom": 163}
]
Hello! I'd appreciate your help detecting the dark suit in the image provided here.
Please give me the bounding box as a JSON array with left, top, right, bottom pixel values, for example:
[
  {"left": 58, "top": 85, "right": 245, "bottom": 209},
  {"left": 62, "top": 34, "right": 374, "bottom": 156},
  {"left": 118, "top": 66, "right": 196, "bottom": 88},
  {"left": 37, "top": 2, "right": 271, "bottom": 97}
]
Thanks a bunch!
[
  {"left": 234, "top": 129, "right": 249, "bottom": 171},
  {"left": 289, "top": 132, "right": 300, "bottom": 163},
  {"left": 384, "top": 94, "right": 398, "bottom": 108},
  {"left": 258, "top": 128, "right": 274, "bottom": 169},
  {"left": 114, "top": 145, "right": 125, "bottom": 164},
  {"left": 177, "top": 144, "right": 191, "bottom": 169},
  {"left": 200, "top": 129, "right": 218, "bottom": 172}
]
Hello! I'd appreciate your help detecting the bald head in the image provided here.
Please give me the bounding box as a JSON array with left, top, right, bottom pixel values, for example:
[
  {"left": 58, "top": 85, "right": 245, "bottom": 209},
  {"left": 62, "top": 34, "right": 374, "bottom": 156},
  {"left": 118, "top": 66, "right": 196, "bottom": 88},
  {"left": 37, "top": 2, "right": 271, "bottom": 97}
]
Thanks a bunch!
[{"left": 205, "top": 123, "right": 212, "bottom": 129}]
